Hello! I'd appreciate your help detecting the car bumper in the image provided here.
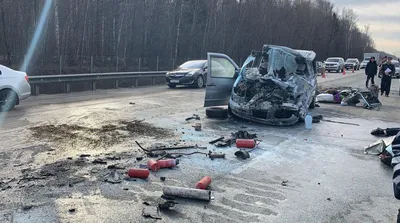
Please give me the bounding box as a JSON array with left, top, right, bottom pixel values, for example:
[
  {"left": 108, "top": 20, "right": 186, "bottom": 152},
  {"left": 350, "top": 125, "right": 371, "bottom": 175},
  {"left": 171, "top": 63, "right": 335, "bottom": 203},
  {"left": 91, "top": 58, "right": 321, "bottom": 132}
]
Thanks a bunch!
[
  {"left": 325, "top": 66, "right": 339, "bottom": 71},
  {"left": 229, "top": 98, "right": 299, "bottom": 126},
  {"left": 165, "top": 76, "right": 196, "bottom": 85},
  {"left": 345, "top": 65, "right": 355, "bottom": 69},
  {"left": 18, "top": 81, "right": 31, "bottom": 102}
]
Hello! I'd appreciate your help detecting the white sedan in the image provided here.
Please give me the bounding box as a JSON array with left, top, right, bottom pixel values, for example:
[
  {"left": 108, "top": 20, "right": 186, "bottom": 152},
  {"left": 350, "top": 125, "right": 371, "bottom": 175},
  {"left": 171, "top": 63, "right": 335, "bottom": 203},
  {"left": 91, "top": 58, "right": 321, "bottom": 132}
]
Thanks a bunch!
[{"left": 0, "top": 65, "right": 31, "bottom": 111}]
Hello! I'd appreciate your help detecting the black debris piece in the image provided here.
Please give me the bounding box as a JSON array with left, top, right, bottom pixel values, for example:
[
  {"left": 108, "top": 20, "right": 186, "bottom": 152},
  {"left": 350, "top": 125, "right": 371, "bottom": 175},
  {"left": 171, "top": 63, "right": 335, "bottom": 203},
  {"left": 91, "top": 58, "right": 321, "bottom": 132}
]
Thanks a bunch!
[
  {"left": 105, "top": 156, "right": 121, "bottom": 161},
  {"left": 143, "top": 202, "right": 151, "bottom": 206},
  {"left": 22, "top": 205, "right": 33, "bottom": 211},
  {"left": 107, "top": 164, "right": 125, "bottom": 170},
  {"left": 327, "top": 198, "right": 332, "bottom": 201},
  {"left": 129, "top": 102, "right": 136, "bottom": 105},
  {"left": 142, "top": 206, "right": 161, "bottom": 220},
  {"left": 315, "top": 103, "right": 320, "bottom": 107},
  {"left": 281, "top": 180, "right": 288, "bottom": 186},
  {"left": 92, "top": 159, "right": 107, "bottom": 165},
  {"left": 161, "top": 194, "right": 176, "bottom": 201},
  {"left": 104, "top": 171, "right": 123, "bottom": 184},
  {"left": 318, "top": 183, "right": 321, "bottom": 185},
  {"left": 160, "top": 177, "right": 166, "bottom": 182},
  {"left": 231, "top": 130, "right": 257, "bottom": 140},
  {"left": 234, "top": 150, "right": 250, "bottom": 160},
  {"left": 209, "top": 137, "right": 224, "bottom": 144},
  {"left": 69, "top": 208, "right": 76, "bottom": 213},
  {"left": 136, "top": 157, "right": 143, "bottom": 161},
  {"left": 123, "top": 188, "right": 129, "bottom": 191},
  {"left": 185, "top": 114, "right": 200, "bottom": 121},
  {"left": 371, "top": 127, "right": 400, "bottom": 137},
  {"left": 67, "top": 157, "right": 73, "bottom": 160},
  {"left": 159, "top": 201, "right": 178, "bottom": 211},
  {"left": 312, "top": 115, "right": 323, "bottom": 123},
  {"left": 79, "top": 154, "right": 91, "bottom": 158}
]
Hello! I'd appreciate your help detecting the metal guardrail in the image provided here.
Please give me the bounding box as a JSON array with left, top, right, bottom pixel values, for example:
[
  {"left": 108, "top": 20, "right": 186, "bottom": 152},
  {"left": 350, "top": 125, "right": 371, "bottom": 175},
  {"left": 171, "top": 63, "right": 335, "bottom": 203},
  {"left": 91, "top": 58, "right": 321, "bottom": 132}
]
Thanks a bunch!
[{"left": 29, "top": 71, "right": 167, "bottom": 95}]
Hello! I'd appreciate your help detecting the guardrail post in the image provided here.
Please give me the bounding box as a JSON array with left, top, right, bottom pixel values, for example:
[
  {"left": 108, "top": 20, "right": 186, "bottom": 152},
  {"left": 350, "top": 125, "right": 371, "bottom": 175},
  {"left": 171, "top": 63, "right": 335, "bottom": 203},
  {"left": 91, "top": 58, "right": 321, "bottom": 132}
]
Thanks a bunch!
[
  {"left": 138, "top": 58, "right": 141, "bottom": 71},
  {"left": 92, "top": 81, "right": 96, "bottom": 91},
  {"left": 90, "top": 55, "right": 94, "bottom": 73},
  {"left": 59, "top": 55, "right": 63, "bottom": 74},
  {"left": 115, "top": 80, "right": 119, "bottom": 89},
  {"left": 135, "top": 78, "right": 139, "bottom": 87},
  {"left": 34, "top": 84, "right": 40, "bottom": 95},
  {"left": 156, "top": 56, "right": 159, "bottom": 71},
  {"left": 152, "top": 77, "right": 155, "bottom": 85},
  {"left": 116, "top": 56, "right": 119, "bottom": 72},
  {"left": 64, "top": 82, "right": 71, "bottom": 93}
]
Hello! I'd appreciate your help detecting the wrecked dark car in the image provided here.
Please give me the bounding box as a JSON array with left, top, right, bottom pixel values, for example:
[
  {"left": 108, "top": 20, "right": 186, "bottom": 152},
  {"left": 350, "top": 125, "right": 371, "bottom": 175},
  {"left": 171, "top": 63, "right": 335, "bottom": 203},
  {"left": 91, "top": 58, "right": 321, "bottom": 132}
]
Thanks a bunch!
[{"left": 204, "top": 45, "right": 317, "bottom": 126}]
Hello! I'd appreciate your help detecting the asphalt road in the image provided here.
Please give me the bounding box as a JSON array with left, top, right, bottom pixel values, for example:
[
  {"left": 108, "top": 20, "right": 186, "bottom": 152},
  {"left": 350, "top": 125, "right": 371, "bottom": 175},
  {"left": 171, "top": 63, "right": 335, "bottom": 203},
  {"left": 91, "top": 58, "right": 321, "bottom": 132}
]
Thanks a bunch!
[{"left": 0, "top": 71, "right": 399, "bottom": 223}]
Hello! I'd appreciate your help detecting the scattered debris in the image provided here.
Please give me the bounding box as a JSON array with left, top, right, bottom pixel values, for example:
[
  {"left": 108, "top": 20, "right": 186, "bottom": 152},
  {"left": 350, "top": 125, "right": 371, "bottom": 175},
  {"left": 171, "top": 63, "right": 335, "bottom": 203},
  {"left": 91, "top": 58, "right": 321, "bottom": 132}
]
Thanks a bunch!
[
  {"left": 148, "top": 159, "right": 160, "bottom": 172},
  {"left": 160, "top": 177, "right": 166, "bottom": 182},
  {"left": 185, "top": 114, "right": 200, "bottom": 121},
  {"left": 322, "top": 119, "right": 359, "bottom": 126},
  {"left": 30, "top": 120, "right": 172, "bottom": 149},
  {"left": 158, "top": 159, "right": 179, "bottom": 169},
  {"left": 92, "top": 159, "right": 107, "bottom": 165},
  {"left": 136, "top": 157, "right": 143, "bottom": 161},
  {"left": 69, "top": 208, "right": 76, "bottom": 213},
  {"left": 318, "top": 183, "right": 320, "bottom": 185},
  {"left": 123, "top": 188, "right": 129, "bottom": 190},
  {"left": 371, "top": 127, "right": 400, "bottom": 137},
  {"left": 208, "top": 152, "right": 225, "bottom": 159},
  {"left": 196, "top": 176, "right": 212, "bottom": 190},
  {"left": 104, "top": 171, "right": 123, "bottom": 184},
  {"left": 105, "top": 156, "right": 121, "bottom": 161},
  {"left": 327, "top": 198, "right": 332, "bottom": 201},
  {"left": 192, "top": 123, "right": 202, "bottom": 131},
  {"left": 236, "top": 139, "right": 257, "bottom": 149},
  {"left": 161, "top": 194, "right": 176, "bottom": 201},
  {"left": 209, "top": 137, "right": 225, "bottom": 144},
  {"left": 159, "top": 201, "right": 178, "bottom": 211},
  {"left": 127, "top": 168, "right": 150, "bottom": 179},
  {"left": 22, "top": 205, "right": 33, "bottom": 211},
  {"left": 107, "top": 164, "right": 125, "bottom": 170},
  {"left": 281, "top": 180, "right": 289, "bottom": 186},
  {"left": 79, "top": 154, "right": 91, "bottom": 158},
  {"left": 142, "top": 205, "right": 161, "bottom": 220},
  {"left": 129, "top": 102, "right": 136, "bottom": 105},
  {"left": 163, "top": 186, "right": 212, "bottom": 201},
  {"left": 312, "top": 115, "right": 323, "bottom": 123},
  {"left": 235, "top": 150, "right": 250, "bottom": 160},
  {"left": 231, "top": 130, "right": 257, "bottom": 140}
]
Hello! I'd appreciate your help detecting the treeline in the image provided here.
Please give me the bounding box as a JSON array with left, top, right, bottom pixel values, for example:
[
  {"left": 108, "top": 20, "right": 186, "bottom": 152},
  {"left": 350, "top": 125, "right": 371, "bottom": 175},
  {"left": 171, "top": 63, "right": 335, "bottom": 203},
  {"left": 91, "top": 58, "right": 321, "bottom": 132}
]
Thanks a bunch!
[{"left": 0, "top": 0, "right": 376, "bottom": 75}]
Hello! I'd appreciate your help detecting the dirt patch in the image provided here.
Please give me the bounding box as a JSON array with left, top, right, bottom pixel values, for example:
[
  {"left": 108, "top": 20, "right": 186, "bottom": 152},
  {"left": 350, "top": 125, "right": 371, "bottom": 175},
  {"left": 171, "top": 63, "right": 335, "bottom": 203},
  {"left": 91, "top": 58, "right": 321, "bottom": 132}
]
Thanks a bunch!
[{"left": 29, "top": 120, "right": 172, "bottom": 148}]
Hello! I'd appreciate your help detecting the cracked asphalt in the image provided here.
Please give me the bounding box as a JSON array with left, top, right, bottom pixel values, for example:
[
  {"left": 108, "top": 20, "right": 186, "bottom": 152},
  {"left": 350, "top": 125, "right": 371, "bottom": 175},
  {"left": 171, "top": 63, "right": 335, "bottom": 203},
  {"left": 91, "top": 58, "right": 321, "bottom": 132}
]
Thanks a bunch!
[{"left": 0, "top": 70, "right": 399, "bottom": 223}]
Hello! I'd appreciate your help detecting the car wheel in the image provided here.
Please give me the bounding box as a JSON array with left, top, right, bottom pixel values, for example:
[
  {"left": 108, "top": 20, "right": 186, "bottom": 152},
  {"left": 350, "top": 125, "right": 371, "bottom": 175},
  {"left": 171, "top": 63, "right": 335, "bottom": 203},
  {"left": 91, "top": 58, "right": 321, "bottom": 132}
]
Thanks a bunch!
[
  {"left": 0, "top": 89, "right": 18, "bottom": 112},
  {"left": 337, "top": 68, "right": 340, "bottom": 73},
  {"left": 196, "top": 75, "right": 204, "bottom": 88},
  {"left": 228, "top": 104, "right": 235, "bottom": 117},
  {"left": 206, "top": 107, "right": 228, "bottom": 119},
  {"left": 168, "top": 84, "right": 176, "bottom": 89}
]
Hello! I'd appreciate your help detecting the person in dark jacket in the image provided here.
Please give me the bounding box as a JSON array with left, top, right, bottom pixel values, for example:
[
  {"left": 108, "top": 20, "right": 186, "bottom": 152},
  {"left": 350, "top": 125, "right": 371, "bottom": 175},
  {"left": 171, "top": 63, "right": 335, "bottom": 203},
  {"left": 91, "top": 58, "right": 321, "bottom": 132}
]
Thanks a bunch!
[
  {"left": 380, "top": 57, "right": 396, "bottom": 96},
  {"left": 365, "top": 57, "right": 378, "bottom": 87}
]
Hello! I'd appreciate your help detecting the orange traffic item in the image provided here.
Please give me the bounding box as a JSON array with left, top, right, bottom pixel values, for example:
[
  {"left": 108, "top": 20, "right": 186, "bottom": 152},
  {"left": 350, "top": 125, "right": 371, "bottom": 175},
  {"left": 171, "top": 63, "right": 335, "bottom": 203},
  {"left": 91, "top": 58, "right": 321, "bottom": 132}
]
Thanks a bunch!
[
  {"left": 196, "top": 176, "right": 212, "bottom": 190},
  {"left": 128, "top": 168, "right": 150, "bottom": 179},
  {"left": 157, "top": 159, "right": 179, "bottom": 169},
  {"left": 147, "top": 159, "right": 160, "bottom": 172},
  {"left": 236, "top": 139, "right": 257, "bottom": 148}
]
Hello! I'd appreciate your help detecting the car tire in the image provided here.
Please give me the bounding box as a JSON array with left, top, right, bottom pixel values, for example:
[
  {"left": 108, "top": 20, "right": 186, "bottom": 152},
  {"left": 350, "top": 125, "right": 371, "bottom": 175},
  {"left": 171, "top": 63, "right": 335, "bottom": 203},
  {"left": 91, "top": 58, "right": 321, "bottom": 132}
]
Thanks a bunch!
[
  {"left": 228, "top": 105, "right": 235, "bottom": 117},
  {"left": 0, "top": 89, "right": 18, "bottom": 112},
  {"left": 196, "top": 75, "right": 204, "bottom": 88},
  {"left": 168, "top": 84, "right": 176, "bottom": 89},
  {"left": 206, "top": 107, "right": 228, "bottom": 119},
  {"left": 337, "top": 68, "right": 340, "bottom": 73}
]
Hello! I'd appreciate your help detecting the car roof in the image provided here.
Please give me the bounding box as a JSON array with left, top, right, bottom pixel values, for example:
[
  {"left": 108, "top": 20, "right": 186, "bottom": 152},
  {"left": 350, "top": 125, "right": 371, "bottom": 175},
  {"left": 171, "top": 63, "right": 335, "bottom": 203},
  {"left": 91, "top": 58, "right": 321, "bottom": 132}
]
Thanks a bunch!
[
  {"left": 184, "top": 60, "right": 206, "bottom": 63},
  {"left": 327, "top": 57, "right": 343, "bottom": 59},
  {"left": 262, "top": 44, "right": 316, "bottom": 62},
  {"left": 346, "top": 58, "right": 358, "bottom": 60}
]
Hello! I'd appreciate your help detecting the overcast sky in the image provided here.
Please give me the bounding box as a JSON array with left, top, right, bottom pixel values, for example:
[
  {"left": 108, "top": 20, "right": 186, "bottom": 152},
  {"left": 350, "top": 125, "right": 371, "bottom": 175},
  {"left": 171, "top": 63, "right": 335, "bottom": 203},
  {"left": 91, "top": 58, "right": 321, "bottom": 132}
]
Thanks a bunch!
[{"left": 330, "top": 0, "right": 400, "bottom": 56}]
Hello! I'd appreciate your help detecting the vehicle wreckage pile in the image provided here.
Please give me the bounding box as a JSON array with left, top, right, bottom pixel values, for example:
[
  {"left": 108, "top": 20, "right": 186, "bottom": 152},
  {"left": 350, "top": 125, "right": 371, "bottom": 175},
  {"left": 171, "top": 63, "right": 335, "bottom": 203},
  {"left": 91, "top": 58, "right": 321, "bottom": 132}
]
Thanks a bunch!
[{"left": 229, "top": 46, "right": 316, "bottom": 124}]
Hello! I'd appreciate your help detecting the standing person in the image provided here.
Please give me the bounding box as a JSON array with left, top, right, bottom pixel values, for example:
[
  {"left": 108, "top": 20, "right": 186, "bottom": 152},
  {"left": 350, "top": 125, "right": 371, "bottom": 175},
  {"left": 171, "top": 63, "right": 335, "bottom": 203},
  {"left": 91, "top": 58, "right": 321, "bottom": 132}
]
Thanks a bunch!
[
  {"left": 380, "top": 57, "right": 396, "bottom": 97},
  {"left": 365, "top": 57, "right": 378, "bottom": 87}
]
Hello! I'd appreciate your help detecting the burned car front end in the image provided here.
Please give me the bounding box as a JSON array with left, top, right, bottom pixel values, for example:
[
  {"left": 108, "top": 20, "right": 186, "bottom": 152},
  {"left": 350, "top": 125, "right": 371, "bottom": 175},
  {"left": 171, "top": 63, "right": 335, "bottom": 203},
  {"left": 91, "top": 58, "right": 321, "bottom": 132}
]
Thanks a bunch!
[{"left": 229, "top": 45, "right": 317, "bottom": 126}]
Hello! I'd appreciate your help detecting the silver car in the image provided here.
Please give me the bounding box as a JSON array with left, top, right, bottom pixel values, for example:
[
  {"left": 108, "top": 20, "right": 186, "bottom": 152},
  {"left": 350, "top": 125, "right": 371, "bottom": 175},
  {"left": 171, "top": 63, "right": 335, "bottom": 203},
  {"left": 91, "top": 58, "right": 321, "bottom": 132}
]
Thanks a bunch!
[
  {"left": 0, "top": 65, "right": 31, "bottom": 111},
  {"left": 204, "top": 45, "right": 317, "bottom": 126}
]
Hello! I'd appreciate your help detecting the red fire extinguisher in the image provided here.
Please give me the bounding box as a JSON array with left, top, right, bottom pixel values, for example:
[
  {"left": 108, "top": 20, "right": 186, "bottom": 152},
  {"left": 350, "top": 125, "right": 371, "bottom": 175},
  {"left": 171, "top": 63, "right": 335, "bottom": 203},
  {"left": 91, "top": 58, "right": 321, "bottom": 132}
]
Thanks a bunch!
[{"left": 236, "top": 139, "right": 257, "bottom": 148}]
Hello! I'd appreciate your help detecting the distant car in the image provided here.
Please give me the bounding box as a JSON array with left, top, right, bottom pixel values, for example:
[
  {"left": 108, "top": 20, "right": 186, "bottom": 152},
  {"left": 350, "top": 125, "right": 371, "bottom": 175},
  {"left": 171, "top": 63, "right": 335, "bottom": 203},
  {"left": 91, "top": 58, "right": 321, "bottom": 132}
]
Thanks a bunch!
[
  {"left": 324, "top": 57, "right": 345, "bottom": 73},
  {"left": 360, "top": 59, "right": 369, "bottom": 69},
  {"left": 204, "top": 44, "right": 318, "bottom": 126},
  {"left": 0, "top": 65, "right": 31, "bottom": 111},
  {"left": 166, "top": 60, "right": 207, "bottom": 88},
  {"left": 344, "top": 58, "right": 360, "bottom": 70},
  {"left": 392, "top": 60, "right": 400, "bottom": 79}
]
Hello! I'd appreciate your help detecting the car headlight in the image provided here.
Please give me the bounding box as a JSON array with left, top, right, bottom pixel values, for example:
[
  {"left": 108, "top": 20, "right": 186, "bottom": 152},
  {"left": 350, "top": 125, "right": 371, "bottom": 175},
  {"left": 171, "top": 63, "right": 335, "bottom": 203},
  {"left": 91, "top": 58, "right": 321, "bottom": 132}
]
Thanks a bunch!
[
  {"left": 166, "top": 72, "right": 170, "bottom": 76},
  {"left": 186, "top": 71, "right": 196, "bottom": 76}
]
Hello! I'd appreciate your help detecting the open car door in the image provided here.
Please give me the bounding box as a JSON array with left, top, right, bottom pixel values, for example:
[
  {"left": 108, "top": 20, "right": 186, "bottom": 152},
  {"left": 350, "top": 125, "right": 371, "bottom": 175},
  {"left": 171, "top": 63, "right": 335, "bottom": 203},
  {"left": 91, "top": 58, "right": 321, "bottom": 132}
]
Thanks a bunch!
[{"left": 204, "top": 53, "right": 239, "bottom": 107}]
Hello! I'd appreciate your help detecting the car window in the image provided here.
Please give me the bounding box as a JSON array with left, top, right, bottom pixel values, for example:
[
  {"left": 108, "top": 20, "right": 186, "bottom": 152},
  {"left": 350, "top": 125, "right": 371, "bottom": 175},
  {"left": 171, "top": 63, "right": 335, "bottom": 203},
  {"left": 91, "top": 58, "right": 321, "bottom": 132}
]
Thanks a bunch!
[
  {"left": 326, "top": 58, "right": 339, "bottom": 62},
  {"left": 210, "top": 58, "right": 236, "bottom": 78},
  {"left": 346, "top": 59, "right": 357, "bottom": 63},
  {"left": 179, "top": 61, "right": 206, "bottom": 69}
]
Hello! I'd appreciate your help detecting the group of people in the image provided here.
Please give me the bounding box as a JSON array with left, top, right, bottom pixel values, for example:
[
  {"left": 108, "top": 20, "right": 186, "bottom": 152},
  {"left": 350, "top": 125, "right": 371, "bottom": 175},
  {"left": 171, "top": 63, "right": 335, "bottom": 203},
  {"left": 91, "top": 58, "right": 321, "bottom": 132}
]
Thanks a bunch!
[{"left": 365, "top": 56, "right": 396, "bottom": 97}]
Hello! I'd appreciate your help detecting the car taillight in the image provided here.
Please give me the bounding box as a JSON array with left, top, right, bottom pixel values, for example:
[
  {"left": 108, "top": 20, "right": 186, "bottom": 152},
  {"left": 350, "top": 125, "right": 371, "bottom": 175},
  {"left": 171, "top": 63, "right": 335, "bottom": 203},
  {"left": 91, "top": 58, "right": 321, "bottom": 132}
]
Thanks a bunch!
[{"left": 25, "top": 75, "right": 29, "bottom": 82}]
